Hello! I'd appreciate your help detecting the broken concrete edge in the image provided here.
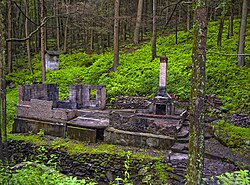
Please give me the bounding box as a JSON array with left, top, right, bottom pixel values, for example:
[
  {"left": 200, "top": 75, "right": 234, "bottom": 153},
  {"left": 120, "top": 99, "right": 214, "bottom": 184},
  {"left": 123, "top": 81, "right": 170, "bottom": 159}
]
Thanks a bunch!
[{"left": 68, "top": 116, "right": 110, "bottom": 129}]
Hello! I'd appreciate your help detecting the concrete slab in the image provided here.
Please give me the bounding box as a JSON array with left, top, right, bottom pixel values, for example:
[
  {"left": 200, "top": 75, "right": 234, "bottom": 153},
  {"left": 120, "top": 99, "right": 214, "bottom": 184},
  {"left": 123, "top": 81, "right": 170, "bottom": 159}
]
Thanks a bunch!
[{"left": 68, "top": 116, "right": 109, "bottom": 129}]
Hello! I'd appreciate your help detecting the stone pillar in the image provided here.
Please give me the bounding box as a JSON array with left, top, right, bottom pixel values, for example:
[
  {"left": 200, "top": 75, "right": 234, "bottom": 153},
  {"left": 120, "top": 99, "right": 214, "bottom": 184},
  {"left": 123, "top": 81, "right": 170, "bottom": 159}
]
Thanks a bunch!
[{"left": 157, "top": 53, "right": 168, "bottom": 97}]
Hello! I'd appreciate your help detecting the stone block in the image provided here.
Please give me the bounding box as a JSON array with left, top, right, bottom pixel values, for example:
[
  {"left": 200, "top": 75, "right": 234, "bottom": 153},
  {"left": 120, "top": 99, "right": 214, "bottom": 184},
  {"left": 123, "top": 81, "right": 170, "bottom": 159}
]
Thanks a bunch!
[
  {"left": 52, "top": 109, "right": 76, "bottom": 121},
  {"left": 67, "top": 126, "right": 96, "bottom": 142},
  {"left": 16, "top": 105, "right": 30, "bottom": 118},
  {"left": 12, "top": 118, "right": 66, "bottom": 137},
  {"left": 29, "top": 99, "right": 53, "bottom": 120},
  {"left": 104, "top": 127, "right": 175, "bottom": 149}
]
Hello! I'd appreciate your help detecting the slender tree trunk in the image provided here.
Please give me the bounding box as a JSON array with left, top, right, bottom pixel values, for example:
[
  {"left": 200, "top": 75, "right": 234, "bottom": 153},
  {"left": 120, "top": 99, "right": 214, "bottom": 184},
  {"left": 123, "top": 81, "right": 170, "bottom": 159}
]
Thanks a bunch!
[
  {"left": 0, "top": 0, "right": 6, "bottom": 161},
  {"left": 40, "top": 0, "right": 46, "bottom": 83},
  {"left": 123, "top": 24, "right": 127, "bottom": 41},
  {"left": 63, "top": 5, "right": 69, "bottom": 53},
  {"left": 165, "top": 0, "right": 169, "bottom": 24},
  {"left": 7, "top": 1, "right": 13, "bottom": 74},
  {"left": 112, "top": 0, "right": 120, "bottom": 71},
  {"left": 55, "top": 0, "right": 60, "bottom": 51},
  {"left": 175, "top": 10, "right": 178, "bottom": 44},
  {"left": 227, "top": 0, "right": 235, "bottom": 38},
  {"left": 134, "top": 0, "right": 144, "bottom": 44},
  {"left": 238, "top": 0, "right": 248, "bottom": 66},
  {"left": 186, "top": 4, "right": 191, "bottom": 31},
  {"left": 186, "top": 0, "right": 207, "bottom": 184},
  {"left": 152, "top": 0, "right": 156, "bottom": 60},
  {"left": 217, "top": 15, "right": 225, "bottom": 47},
  {"left": 25, "top": 0, "right": 33, "bottom": 76}
]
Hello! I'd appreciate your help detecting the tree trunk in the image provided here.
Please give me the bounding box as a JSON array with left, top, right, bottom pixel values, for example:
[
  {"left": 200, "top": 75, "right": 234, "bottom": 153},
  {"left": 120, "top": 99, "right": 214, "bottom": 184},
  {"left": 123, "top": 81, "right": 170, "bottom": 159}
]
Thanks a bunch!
[
  {"left": 238, "top": 0, "right": 248, "bottom": 66},
  {"left": 7, "top": 1, "right": 13, "bottom": 74},
  {"left": 25, "top": 0, "right": 34, "bottom": 76},
  {"left": 40, "top": 0, "right": 46, "bottom": 83},
  {"left": 0, "top": 0, "right": 6, "bottom": 161},
  {"left": 227, "top": 0, "right": 235, "bottom": 38},
  {"left": 134, "top": 0, "right": 144, "bottom": 44},
  {"left": 165, "top": 0, "right": 169, "bottom": 24},
  {"left": 186, "top": 4, "right": 191, "bottom": 31},
  {"left": 186, "top": 0, "right": 207, "bottom": 184},
  {"left": 152, "top": 0, "right": 156, "bottom": 61},
  {"left": 55, "top": 0, "right": 60, "bottom": 51},
  {"left": 217, "top": 15, "right": 225, "bottom": 47},
  {"left": 112, "top": 0, "right": 120, "bottom": 72},
  {"left": 63, "top": 5, "right": 69, "bottom": 53}
]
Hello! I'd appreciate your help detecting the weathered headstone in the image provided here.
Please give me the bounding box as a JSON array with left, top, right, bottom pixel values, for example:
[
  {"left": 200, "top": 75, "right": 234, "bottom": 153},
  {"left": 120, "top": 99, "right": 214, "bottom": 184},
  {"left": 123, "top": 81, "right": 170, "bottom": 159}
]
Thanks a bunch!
[
  {"left": 45, "top": 50, "right": 59, "bottom": 71},
  {"left": 154, "top": 53, "right": 174, "bottom": 115},
  {"left": 157, "top": 53, "right": 168, "bottom": 97}
]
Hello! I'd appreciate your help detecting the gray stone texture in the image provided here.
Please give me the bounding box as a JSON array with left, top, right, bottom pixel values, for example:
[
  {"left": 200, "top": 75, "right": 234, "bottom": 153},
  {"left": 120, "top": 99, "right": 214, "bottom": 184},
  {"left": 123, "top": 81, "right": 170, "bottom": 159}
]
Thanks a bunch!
[
  {"left": 67, "top": 126, "right": 96, "bottom": 142},
  {"left": 104, "top": 127, "right": 175, "bottom": 149},
  {"left": 69, "top": 84, "right": 106, "bottom": 110},
  {"left": 18, "top": 84, "right": 58, "bottom": 106},
  {"left": 17, "top": 99, "right": 76, "bottom": 122},
  {"left": 69, "top": 116, "right": 109, "bottom": 129},
  {"left": 109, "top": 111, "right": 180, "bottom": 136},
  {"left": 13, "top": 117, "right": 66, "bottom": 137}
]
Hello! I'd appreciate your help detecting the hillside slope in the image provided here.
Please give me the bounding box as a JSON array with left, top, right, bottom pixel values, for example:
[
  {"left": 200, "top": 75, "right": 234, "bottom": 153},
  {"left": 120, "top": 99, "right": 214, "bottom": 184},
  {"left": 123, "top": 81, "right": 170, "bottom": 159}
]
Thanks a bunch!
[{"left": 7, "top": 20, "right": 250, "bottom": 114}]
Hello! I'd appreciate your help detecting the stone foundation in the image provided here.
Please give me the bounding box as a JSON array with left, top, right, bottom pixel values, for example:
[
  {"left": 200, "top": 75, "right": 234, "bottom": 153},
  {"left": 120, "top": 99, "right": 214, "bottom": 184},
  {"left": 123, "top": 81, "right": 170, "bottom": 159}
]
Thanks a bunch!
[{"left": 104, "top": 127, "right": 175, "bottom": 149}]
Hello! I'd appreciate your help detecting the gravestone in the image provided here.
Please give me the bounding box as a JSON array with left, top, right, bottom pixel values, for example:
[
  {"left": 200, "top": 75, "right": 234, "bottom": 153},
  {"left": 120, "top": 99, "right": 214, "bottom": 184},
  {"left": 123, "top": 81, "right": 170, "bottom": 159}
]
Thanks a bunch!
[
  {"left": 45, "top": 50, "right": 59, "bottom": 71},
  {"left": 154, "top": 53, "right": 174, "bottom": 115}
]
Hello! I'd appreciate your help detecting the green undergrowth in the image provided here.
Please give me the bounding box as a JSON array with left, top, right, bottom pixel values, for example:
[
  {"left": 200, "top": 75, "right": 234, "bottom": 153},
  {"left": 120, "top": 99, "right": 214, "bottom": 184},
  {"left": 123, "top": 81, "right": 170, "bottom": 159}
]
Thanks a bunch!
[
  {"left": 5, "top": 19, "right": 250, "bottom": 134},
  {"left": 6, "top": 19, "right": 250, "bottom": 112},
  {"left": 213, "top": 120, "right": 250, "bottom": 148},
  {"left": 0, "top": 163, "right": 96, "bottom": 185}
]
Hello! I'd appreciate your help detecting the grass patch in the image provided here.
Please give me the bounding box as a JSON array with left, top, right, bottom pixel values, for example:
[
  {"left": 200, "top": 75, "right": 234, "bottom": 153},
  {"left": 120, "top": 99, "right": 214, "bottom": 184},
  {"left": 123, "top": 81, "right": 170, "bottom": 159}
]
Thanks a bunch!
[{"left": 213, "top": 120, "right": 250, "bottom": 148}]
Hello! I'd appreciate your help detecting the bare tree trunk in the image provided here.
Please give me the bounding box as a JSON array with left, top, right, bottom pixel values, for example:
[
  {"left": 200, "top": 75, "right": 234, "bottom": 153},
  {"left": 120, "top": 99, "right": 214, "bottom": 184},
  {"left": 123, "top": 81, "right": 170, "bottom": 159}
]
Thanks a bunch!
[
  {"left": 217, "top": 15, "right": 225, "bottom": 47},
  {"left": 134, "top": 0, "right": 144, "bottom": 44},
  {"left": 41, "top": 0, "right": 46, "bottom": 83},
  {"left": 7, "top": 1, "right": 13, "bottom": 74},
  {"left": 0, "top": 0, "right": 6, "bottom": 161},
  {"left": 186, "top": 4, "right": 191, "bottom": 31},
  {"left": 55, "top": 0, "right": 60, "bottom": 51},
  {"left": 112, "top": 0, "right": 120, "bottom": 71},
  {"left": 63, "top": 5, "right": 69, "bottom": 53},
  {"left": 165, "top": 0, "right": 169, "bottom": 24},
  {"left": 227, "top": 0, "right": 235, "bottom": 38},
  {"left": 186, "top": 0, "right": 207, "bottom": 184},
  {"left": 175, "top": 10, "right": 178, "bottom": 44},
  {"left": 152, "top": 0, "right": 156, "bottom": 60},
  {"left": 25, "top": 0, "right": 34, "bottom": 76},
  {"left": 238, "top": 0, "right": 248, "bottom": 66}
]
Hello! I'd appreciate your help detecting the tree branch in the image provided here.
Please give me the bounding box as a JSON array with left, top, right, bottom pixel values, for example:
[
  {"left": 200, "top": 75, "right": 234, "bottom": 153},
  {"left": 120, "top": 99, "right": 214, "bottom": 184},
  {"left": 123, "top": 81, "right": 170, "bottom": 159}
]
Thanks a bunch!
[
  {"left": 11, "top": 0, "right": 38, "bottom": 26},
  {"left": 6, "top": 17, "right": 48, "bottom": 42}
]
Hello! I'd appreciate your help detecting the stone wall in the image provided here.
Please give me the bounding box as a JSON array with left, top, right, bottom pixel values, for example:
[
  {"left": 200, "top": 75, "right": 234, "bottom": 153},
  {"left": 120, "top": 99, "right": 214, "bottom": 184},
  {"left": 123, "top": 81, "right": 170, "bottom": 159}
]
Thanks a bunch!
[
  {"left": 69, "top": 84, "right": 106, "bottom": 109},
  {"left": 18, "top": 84, "right": 58, "bottom": 106},
  {"left": 18, "top": 84, "right": 106, "bottom": 110}
]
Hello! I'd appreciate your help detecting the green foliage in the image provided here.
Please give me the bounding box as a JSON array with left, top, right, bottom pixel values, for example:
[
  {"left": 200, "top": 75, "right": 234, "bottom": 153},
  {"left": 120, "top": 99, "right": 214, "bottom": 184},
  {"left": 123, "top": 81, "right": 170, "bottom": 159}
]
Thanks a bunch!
[
  {"left": 5, "top": 18, "right": 250, "bottom": 131},
  {"left": 111, "top": 151, "right": 133, "bottom": 185},
  {"left": 0, "top": 162, "right": 97, "bottom": 185},
  {"left": 213, "top": 120, "right": 250, "bottom": 148},
  {"left": 209, "top": 170, "right": 250, "bottom": 185}
]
